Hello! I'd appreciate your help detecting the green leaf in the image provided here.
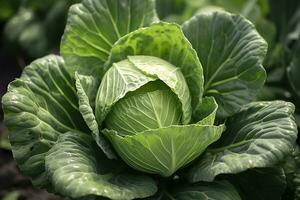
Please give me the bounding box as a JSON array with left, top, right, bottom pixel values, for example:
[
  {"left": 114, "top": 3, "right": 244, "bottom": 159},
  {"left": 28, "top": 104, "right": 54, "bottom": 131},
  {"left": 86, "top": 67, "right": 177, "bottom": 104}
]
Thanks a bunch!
[
  {"left": 0, "top": 127, "right": 11, "bottom": 150},
  {"left": 95, "top": 58, "right": 155, "bottom": 124},
  {"left": 4, "top": 9, "right": 34, "bottom": 44},
  {"left": 295, "top": 113, "right": 300, "bottom": 128},
  {"left": 2, "top": 191, "right": 21, "bottom": 200},
  {"left": 105, "top": 84, "right": 182, "bottom": 135},
  {"left": 171, "top": 181, "right": 241, "bottom": 200},
  {"left": 61, "top": 0, "right": 158, "bottom": 76},
  {"left": 2, "top": 55, "right": 88, "bottom": 187},
  {"left": 182, "top": 11, "right": 267, "bottom": 118},
  {"left": 75, "top": 72, "right": 116, "bottom": 159},
  {"left": 44, "top": 0, "right": 79, "bottom": 46},
  {"left": 283, "top": 147, "right": 300, "bottom": 176},
  {"left": 256, "top": 18, "right": 276, "bottom": 48},
  {"left": 0, "top": 0, "right": 18, "bottom": 21},
  {"left": 127, "top": 56, "right": 192, "bottom": 124},
  {"left": 282, "top": 146, "right": 300, "bottom": 199},
  {"left": 19, "top": 21, "right": 48, "bottom": 58},
  {"left": 256, "top": 85, "right": 292, "bottom": 101},
  {"left": 96, "top": 56, "right": 192, "bottom": 125},
  {"left": 108, "top": 22, "right": 204, "bottom": 109},
  {"left": 227, "top": 167, "right": 286, "bottom": 200},
  {"left": 188, "top": 101, "right": 297, "bottom": 182},
  {"left": 74, "top": 72, "right": 99, "bottom": 109},
  {"left": 155, "top": 0, "right": 186, "bottom": 19},
  {"left": 266, "top": 67, "right": 285, "bottom": 83},
  {"left": 45, "top": 132, "right": 157, "bottom": 200},
  {"left": 192, "top": 96, "right": 218, "bottom": 125},
  {"left": 27, "top": 0, "right": 66, "bottom": 12},
  {"left": 104, "top": 124, "right": 224, "bottom": 177},
  {"left": 294, "top": 170, "right": 300, "bottom": 199},
  {"left": 287, "top": 42, "right": 300, "bottom": 99},
  {"left": 195, "top": 5, "right": 226, "bottom": 16},
  {"left": 4, "top": 9, "right": 48, "bottom": 57}
]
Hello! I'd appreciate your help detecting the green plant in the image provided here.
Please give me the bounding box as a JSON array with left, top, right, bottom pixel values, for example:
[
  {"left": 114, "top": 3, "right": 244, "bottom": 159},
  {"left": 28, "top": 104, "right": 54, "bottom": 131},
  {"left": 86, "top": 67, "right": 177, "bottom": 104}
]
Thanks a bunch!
[
  {"left": 2, "top": 0, "right": 298, "bottom": 199},
  {"left": 1, "top": 0, "right": 80, "bottom": 59}
]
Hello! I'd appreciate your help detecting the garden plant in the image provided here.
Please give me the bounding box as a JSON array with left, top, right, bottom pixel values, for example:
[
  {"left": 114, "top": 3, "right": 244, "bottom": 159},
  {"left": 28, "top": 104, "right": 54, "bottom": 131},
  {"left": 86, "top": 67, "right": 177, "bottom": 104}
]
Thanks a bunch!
[{"left": 2, "top": 0, "right": 299, "bottom": 199}]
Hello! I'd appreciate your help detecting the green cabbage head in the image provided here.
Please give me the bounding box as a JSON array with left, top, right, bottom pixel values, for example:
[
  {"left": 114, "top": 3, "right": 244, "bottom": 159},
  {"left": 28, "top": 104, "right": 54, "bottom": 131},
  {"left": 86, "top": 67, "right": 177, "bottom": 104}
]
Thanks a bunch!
[{"left": 96, "top": 55, "right": 223, "bottom": 177}]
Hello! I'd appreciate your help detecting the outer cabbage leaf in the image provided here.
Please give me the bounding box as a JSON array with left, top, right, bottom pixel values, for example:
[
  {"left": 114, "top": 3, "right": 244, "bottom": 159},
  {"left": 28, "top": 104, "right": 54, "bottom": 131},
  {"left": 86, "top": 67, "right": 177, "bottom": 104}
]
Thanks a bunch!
[
  {"left": 193, "top": 96, "right": 218, "bottom": 125},
  {"left": 227, "top": 167, "right": 286, "bottom": 200},
  {"left": 75, "top": 72, "right": 116, "bottom": 159},
  {"left": 104, "top": 124, "right": 224, "bottom": 177},
  {"left": 182, "top": 11, "right": 267, "bottom": 118},
  {"left": 170, "top": 181, "right": 241, "bottom": 200},
  {"left": 188, "top": 101, "right": 297, "bottom": 182},
  {"left": 45, "top": 132, "right": 157, "bottom": 200},
  {"left": 95, "top": 56, "right": 192, "bottom": 125},
  {"left": 108, "top": 22, "right": 203, "bottom": 109},
  {"left": 1, "top": 55, "right": 88, "bottom": 187},
  {"left": 61, "top": 0, "right": 158, "bottom": 76}
]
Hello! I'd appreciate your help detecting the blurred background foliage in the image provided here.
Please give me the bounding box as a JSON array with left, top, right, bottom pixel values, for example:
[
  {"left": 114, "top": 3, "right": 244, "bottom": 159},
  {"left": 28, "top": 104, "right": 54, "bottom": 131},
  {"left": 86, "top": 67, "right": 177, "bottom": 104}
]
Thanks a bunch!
[
  {"left": 0, "top": 0, "right": 299, "bottom": 199},
  {"left": 0, "top": 0, "right": 80, "bottom": 59}
]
